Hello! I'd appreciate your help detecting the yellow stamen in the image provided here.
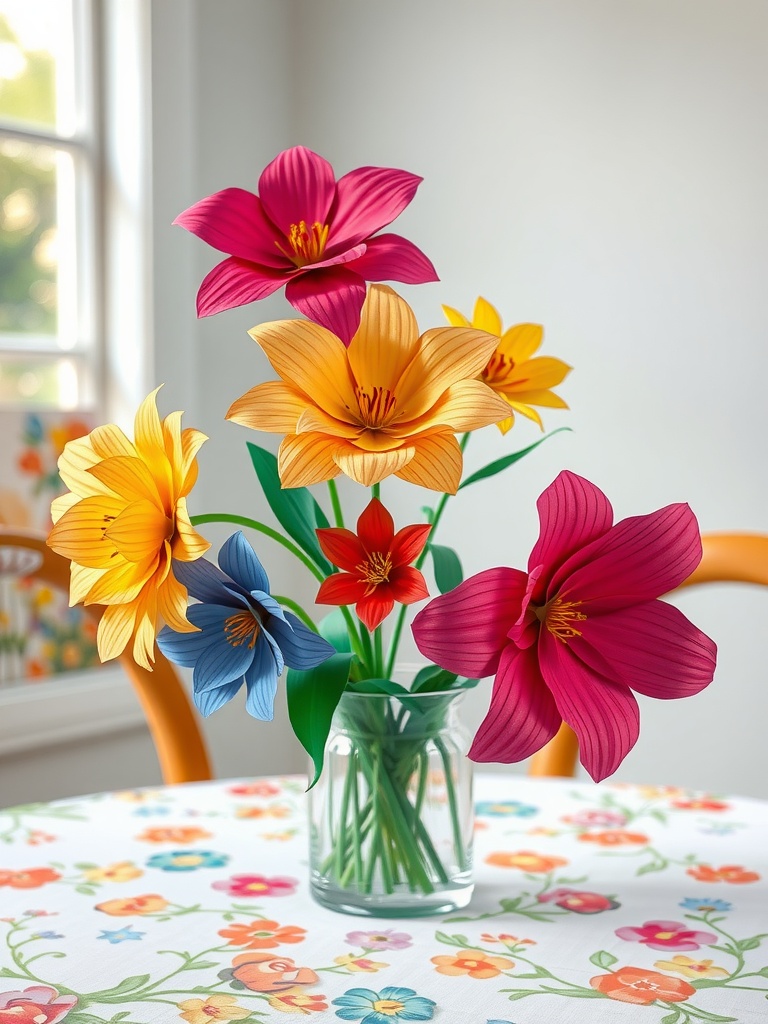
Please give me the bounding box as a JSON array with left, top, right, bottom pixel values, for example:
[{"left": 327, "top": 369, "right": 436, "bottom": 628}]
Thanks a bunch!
[
  {"left": 355, "top": 385, "right": 397, "bottom": 428},
  {"left": 482, "top": 349, "right": 514, "bottom": 383},
  {"left": 540, "top": 596, "right": 587, "bottom": 643},
  {"left": 275, "top": 220, "right": 330, "bottom": 267},
  {"left": 223, "top": 610, "right": 259, "bottom": 648},
  {"left": 371, "top": 1001, "right": 404, "bottom": 1016},
  {"left": 356, "top": 551, "right": 392, "bottom": 595}
]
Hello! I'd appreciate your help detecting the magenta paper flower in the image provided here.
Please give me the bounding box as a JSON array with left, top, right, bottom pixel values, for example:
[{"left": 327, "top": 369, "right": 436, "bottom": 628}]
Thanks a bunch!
[
  {"left": 174, "top": 145, "right": 438, "bottom": 343},
  {"left": 412, "top": 470, "right": 717, "bottom": 782},
  {"left": 615, "top": 920, "right": 717, "bottom": 951}
]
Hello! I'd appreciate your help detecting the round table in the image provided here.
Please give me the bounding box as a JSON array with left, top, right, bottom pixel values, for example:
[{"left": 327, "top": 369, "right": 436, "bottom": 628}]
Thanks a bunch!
[{"left": 1, "top": 774, "right": 766, "bottom": 1023}]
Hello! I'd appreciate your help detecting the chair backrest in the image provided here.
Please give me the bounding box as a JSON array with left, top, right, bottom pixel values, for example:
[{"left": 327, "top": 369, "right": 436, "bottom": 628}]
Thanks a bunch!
[
  {"left": 527, "top": 532, "right": 768, "bottom": 778},
  {"left": 0, "top": 528, "right": 212, "bottom": 784}
]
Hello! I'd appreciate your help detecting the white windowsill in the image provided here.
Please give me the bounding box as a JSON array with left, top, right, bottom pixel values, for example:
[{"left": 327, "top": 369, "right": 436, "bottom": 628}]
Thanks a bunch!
[{"left": 0, "top": 666, "right": 146, "bottom": 758}]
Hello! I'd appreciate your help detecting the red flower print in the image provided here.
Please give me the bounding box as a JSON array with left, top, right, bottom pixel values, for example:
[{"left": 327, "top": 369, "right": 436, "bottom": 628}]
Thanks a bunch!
[
  {"left": 0, "top": 986, "right": 77, "bottom": 1024},
  {"left": 561, "top": 809, "right": 627, "bottom": 828},
  {"left": 0, "top": 868, "right": 61, "bottom": 890},
  {"left": 218, "top": 919, "right": 306, "bottom": 949},
  {"left": 228, "top": 782, "right": 281, "bottom": 797},
  {"left": 673, "top": 798, "right": 730, "bottom": 812},
  {"left": 267, "top": 993, "right": 328, "bottom": 1014},
  {"left": 578, "top": 830, "right": 649, "bottom": 847},
  {"left": 18, "top": 450, "right": 43, "bottom": 475},
  {"left": 316, "top": 498, "right": 431, "bottom": 630},
  {"left": 590, "top": 966, "right": 695, "bottom": 1005},
  {"left": 219, "top": 952, "right": 318, "bottom": 993},
  {"left": 615, "top": 920, "right": 717, "bottom": 951},
  {"left": 538, "top": 888, "right": 620, "bottom": 914},
  {"left": 687, "top": 863, "right": 760, "bottom": 884},
  {"left": 212, "top": 874, "right": 298, "bottom": 898}
]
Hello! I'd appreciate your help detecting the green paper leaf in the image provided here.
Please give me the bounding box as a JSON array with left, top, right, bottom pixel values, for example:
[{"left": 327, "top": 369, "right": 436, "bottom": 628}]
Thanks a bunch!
[
  {"left": 246, "top": 442, "right": 332, "bottom": 573},
  {"left": 412, "top": 664, "right": 457, "bottom": 692},
  {"left": 287, "top": 653, "right": 353, "bottom": 789},
  {"left": 458, "top": 427, "right": 571, "bottom": 490},
  {"left": 429, "top": 543, "right": 463, "bottom": 594},
  {"left": 589, "top": 950, "right": 618, "bottom": 969},
  {"left": 318, "top": 609, "right": 351, "bottom": 654}
]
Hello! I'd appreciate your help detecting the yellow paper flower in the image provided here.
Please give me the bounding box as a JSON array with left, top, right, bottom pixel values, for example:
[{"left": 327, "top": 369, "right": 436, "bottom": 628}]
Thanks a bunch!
[
  {"left": 178, "top": 994, "right": 251, "bottom": 1023},
  {"left": 653, "top": 955, "right": 730, "bottom": 980},
  {"left": 47, "top": 388, "right": 210, "bottom": 669},
  {"left": 443, "top": 296, "right": 570, "bottom": 434},
  {"left": 227, "top": 284, "right": 510, "bottom": 492}
]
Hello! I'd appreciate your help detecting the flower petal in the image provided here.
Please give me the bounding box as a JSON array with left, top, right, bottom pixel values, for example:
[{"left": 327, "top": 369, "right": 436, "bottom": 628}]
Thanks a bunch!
[
  {"left": 103, "top": 499, "right": 170, "bottom": 563},
  {"left": 330, "top": 167, "right": 423, "bottom": 246},
  {"left": 529, "top": 471, "right": 614, "bottom": 599},
  {"left": 48, "top": 495, "right": 126, "bottom": 568},
  {"left": 472, "top": 297, "right": 502, "bottom": 335},
  {"left": 219, "top": 531, "right": 271, "bottom": 594},
  {"left": 388, "top": 564, "right": 430, "bottom": 604},
  {"left": 244, "top": 639, "right": 279, "bottom": 720},
  {"left": 87, "top": 456, "right": 161, "bottom": 506},
  {"left": 174, "top": 188, "right": 287, "bottom": 267},
  {"left": 539, "top": 632, "right": 640, "bottom": 782},
  {"left": 348, "top": 284, "right": 420, "bottom": 390},
  {"left": 57, "top": 436, "right": 119, "bottom": 498},
  {"left": 394, "top": 432, "right": 462, "bottom": 493},
  {"left": 442, "top": 304, "right": 470, "bottom": 328},
  {"left": 406, "top": 379, "right": 511, "bottom": 435},
  {"left": 156, "top": 604, "right": 230, "bottom": 667},
  {"left": 357, "top": 497, "right": 395, "bottom": 553},
  {"left": 171, "top": 555, "right": 242, "bottom": 606},
  {"left": 157, "top": 571, "right": 194, "bottom": 634},
  {"left": 356, "top": 591, "right": 395, "bottom": 631},
  {"left": 171, "top": 501, "right": 211, "bottom": 562},
  {"left": 196, "top": 257, "right": 285, "bottom": 318},
  {"left": 334, "top": 446, "right": 415, "bottom": 487},
  {"left": 390, "top": 523, "right": 431, "bottom": 566},
  {"left": 316, "top": 528, "right": 366, "bottom": 571},
  {"left": 285, "top": 266, "right": 367, "bottom": 346},
  {"left": 225, "top": 381, "right": 310, "bottom": 435},
  {"left": 499, "top": 355, "right": 572, "bottom": 392},
  {"left": 573, "top": 600, "right": 717, "bottom": 698},
  {"left": 97, "top": 602, "right": 136, "bottom": 662},
  {"left": 278, "top": 433, "right": 343, "bottom": 488},
  {"left": 469, "top": 645, "right": 561, "bottom": 763},
  {"left": 195, "top": 679, "right": 243, "bottom": 718},
  {"left": 497, "top": 323, "right": 543, "bottom": 362},
  {"left": 192, "top": 621, "right": 256, "bottom": 692},
  {"left": 412, "top": 567, "right": 529, "bottom": 677},
  {"left": 557, "top": 504, "right": 703, "bottom": 612},
  {"left": 258, "top": 146, "right": 336, "bottom": 236},
  {"left": 345, "top": 233, "right": 438, "bottom": 284},
  {"left": 316, "top": 572, "right": 368, "bottom": 606},
  {"left": 266, "top": 611, "right": 335, "bottom": 670}
]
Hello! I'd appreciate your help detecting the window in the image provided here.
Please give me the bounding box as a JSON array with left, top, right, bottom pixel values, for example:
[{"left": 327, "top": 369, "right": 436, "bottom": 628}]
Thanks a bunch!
[{"left": 0, "top": 0, "right": 98, "bottom": 410}]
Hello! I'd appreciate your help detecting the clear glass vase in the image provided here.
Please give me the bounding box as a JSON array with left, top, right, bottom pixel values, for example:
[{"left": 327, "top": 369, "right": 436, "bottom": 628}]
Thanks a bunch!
[{"left": 308, "top": 688, "right": 474, "bottom": 917}]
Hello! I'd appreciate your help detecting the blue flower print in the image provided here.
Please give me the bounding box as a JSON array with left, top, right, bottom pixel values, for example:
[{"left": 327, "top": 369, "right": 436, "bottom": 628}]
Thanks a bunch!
[
  {"left": 679, "top": 897, "right": 733, "bottom": 913},
  {"left": 32, "top": 931, "right": 63, "bottom": 939},
  {"left": 146, "top": 850, "right": 229, "bottom": 871},
  {"left": 98, "top": 926, "right": 144, "bottom": 944},
  {"left": 132, "top": 805, "right": 172, "bottom": 817},
  {"left": 157, "top": 531, "right": 334, "bottom": 720},
  {"left": 475, "top": 800, "right": 538, "bottom": 818},
  {"left": 333, "top": 986, "right": 435, "bottom": 1023}
]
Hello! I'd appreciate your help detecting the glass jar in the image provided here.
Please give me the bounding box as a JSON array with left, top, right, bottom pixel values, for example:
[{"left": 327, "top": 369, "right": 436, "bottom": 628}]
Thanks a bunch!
[{"left": 308, "top": 689, "right": 474, "bottom": 917}]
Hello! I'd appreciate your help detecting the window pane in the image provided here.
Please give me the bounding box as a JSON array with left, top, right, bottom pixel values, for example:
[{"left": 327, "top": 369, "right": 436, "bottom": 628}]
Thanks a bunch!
[
  {"left": 0, "top": 137, "right": 80, "bottom": 344},
  {"left": 0, "top": 353, "right": 93, "bottom": 408},
  {"left": 0, "top": 0, "right": 76, "bottom": 133}
]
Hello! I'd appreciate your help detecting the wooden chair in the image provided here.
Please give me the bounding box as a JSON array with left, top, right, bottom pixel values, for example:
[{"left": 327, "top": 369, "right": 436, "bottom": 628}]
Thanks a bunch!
[
  {"left": 527, "top": 532, "right": 768, "bottom": 778},
  {"left": 0, "top": 529, "right": 212, "bottom": 784}
]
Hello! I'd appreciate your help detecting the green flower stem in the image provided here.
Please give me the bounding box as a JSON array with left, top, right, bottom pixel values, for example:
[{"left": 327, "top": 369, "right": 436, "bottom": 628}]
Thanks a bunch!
[
  {"left": 373, "top": 626, "right": 384, "bottom": 678},
  {"left": 190, "top": 513, "right": 325, "bottom": 582},
  {"left": 372, "top": 482, "right": 381, "bottom": 500},
  {"left": 435, "top": 735, "right": 468, "bottom": 871},
  {"left": 272, "top": 595, "right": 317, "bottom": 631},
  {"left": 327, "top": 479, "right": 345, "bottom": 528}
]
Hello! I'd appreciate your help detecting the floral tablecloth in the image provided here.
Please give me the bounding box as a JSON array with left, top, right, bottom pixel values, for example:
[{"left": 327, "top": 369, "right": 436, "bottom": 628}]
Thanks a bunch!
[{"left": 1, "top": 774, "right": 766, "bottom": 1023}]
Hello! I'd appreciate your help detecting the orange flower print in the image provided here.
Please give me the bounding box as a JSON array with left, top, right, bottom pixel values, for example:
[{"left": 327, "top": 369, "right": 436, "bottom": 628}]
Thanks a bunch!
[
  {"left": 95, "top": 893, "right": 169, "bottom": 916},
  {"left": 218, "top": 919, "right": 306, "bottom": 949},
  {"left": 235, "top": 805, "right": 291, "bottom": 820},
  {"left": 333, "top": 954, "right": 388, "bottom": 973},
  {"left": 484, "top": 850, "right": 568, "bottom": 872},
  {"left": 654, "top": 955, "right": 730, "bottom": 980},
  {"left": 219, "top": 952, "right": 319, "bottom": 992},
  {"left": 267, "top": 993, "right": 329, "bottom": 1014},
  {"left": 590, "top": 966, "right": 696, "bottom": 1004},
  {"left": 578, "top": 830, "right": 649, "bottom": 847},
  {"left": 431, "top": 949, "right": 515, "bottom": 978},
  {"left": 18, "top": 449, "right": 43, "bottom": 474},
  {"left": 672, "top": 798, "right": 730, "bottom": 812},
  {"left": 481, "top": 932, "right": 535, "bottom": 947},
  {"left": 136, "top": 826, "right": 213, "bottom": 844},
  {"left": 687, "top": 863, "right": 761, "bottom": 884},
  {"left": 0, "top": 867, "right": 61, "bottom": 889},
  {"left": 82, "top": 861, "right": 142, "bottom": 883},
  {"left": 178, "top": 994, "right": 250, "bottom": 1023}
]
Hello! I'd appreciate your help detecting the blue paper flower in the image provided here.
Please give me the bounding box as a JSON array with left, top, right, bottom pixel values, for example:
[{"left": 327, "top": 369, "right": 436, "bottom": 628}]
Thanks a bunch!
[
  {"left": 146, "top": 850, "right": 229, "bottom": 871},
  {"left": 158, "top": 531, "right": 334, "bottom": 719},
  {"left": 333, "top": 986, "right": 435, "bottom": 1023},
  {"left": 679, "top": 897, "right": 733, "bottom": 913}
]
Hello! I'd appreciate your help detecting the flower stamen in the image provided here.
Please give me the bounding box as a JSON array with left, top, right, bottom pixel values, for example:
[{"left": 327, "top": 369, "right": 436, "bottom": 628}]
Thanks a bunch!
[
  {"left": 542, "top": 596, "right": 587, "bottom": 643},
  {"left": 223, "top": 610, "right": 260, "bottom": 648},
  {"left": 355, "top": 385, "right": 397, "bottom": 428},
  {"left": 356, "top": 551, "right": 393, "bottom": 595},
  {"left": 275, "top": 220, "right": 329, "bottom": 267}
]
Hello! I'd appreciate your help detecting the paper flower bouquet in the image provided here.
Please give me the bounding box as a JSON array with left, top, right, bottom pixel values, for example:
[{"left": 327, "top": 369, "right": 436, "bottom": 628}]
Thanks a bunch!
[{"left": 46, "top": 146, "right": 717, "bottom": 914}]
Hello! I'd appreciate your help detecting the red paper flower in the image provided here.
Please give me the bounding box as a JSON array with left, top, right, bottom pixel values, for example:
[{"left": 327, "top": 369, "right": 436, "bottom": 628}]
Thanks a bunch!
[
  {"left": 174, "top": 145, "right": 437, "bottom": 344},
  {"left": 413, "top": 470, "right": 717, "bottom": 781},
  {"left": 316, "top": 498, "right": 431, "bottom": 631}
]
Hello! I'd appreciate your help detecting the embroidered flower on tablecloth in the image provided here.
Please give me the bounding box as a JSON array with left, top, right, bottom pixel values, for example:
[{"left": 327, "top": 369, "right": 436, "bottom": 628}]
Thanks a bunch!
[
  {"left": 178, "top": 994, "right": 250, "bottom": 1023},
  {"left": 615, "top": 920, "right": 717, "bottom": 951},
  {"left": 560, "top": 809, "right": 627, "bottom": 828},
  {"left": 686, "top": 864, "right": 760, "bottom": 884},
  {"left": 679, "top": 897, "right": 733, "bottom": 913},
  {"left": 590, "top": 967, "right": 695, "bottom": 1005},
  {"left": 0, "top": 985, "right": 77, "bottom": 1024},
  {"left": 95, "top": 894, "right": 169, "bottom": 916},
  {"left": 653, "top": 955, "right": 730, "bottom": 979},
  {"left": 97, "top": 926, "right": 145, "bottom": 944},
  {"left": 219, "top": 951, "right": 319, "bottom": 992},
  {"left": 538, "top": 888, "right": 620, "bottom": 914},
  {"left": 578, "top": 830, "right": 649, "bottom": 847},
  {"left": 81, "top": 861, "right": 142, "bottom": 883},
  {"left": 332, "top": 987, "right": 436, "bottom": 1022},
  {"left": 0, "top": 868, "right": 62, "bottom": 889},
  {"left": 344, "top": 929, "right": 412, "bottom": 951},
  {"left": 672, "top": 798, "right": 730, "bottom": 812},
  {"left": 146, "top": 850, "right": 229, "bottom": 872},
  {"left": 475, "top": 801, "right": 538, "bottom": 818},
  {"left": 228, "top": 781, "right": 282, "bottom": 797},
  {"left": 268, "top": 993, "right": 329, "bottom": 1014},
  {"left": 218, "top": 919, "right": 306, "bottom": 949},
  {"left": 431, "top": 950, "right": 515, "bottom": 979},
  {"left": 136, "top": 826, "right": 214, "bottom": 844},
  {"left": 212, "top": 874, "right": 298, "bottom": 898},
  {"left": 334, "top": 954, "right": 389, "bottom": 973},
  {"left": 484, "top": 851, "right": 568, "bottom": 873}
]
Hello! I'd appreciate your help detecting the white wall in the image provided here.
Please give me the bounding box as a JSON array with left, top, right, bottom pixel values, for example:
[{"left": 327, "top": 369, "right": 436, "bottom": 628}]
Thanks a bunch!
[{"left": 4, "top": 0, "right": 766, "bottom": 804}]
